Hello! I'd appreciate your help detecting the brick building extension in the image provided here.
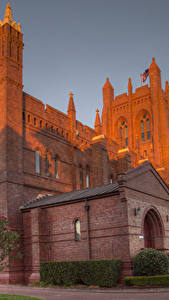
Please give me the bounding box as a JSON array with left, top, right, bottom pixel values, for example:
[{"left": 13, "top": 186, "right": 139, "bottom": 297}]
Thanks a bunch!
[{"left": 0, "top": 4, "right": 169, "bottom": 283}]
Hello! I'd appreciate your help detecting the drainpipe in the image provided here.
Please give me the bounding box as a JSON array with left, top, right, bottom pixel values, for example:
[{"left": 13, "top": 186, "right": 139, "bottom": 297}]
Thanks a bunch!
[{"left": 84, "top": 199, "right": 90, "bottom": 259}]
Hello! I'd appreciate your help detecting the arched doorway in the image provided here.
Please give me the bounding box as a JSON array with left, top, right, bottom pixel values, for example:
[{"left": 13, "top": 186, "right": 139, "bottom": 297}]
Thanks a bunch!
[{"left": 144, "top": 209, "right": 164, "bottom": 250}]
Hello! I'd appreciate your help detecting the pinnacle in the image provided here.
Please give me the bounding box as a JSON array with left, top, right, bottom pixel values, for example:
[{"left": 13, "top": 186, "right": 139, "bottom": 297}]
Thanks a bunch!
[
  {"left": 68, "top": 92, "right": 75, "bottom": 112},
  {"left": 103, "top": 77, "right": 113, "bottom": 89},
  {"left": 4, "top": 2, "right": 13, "bottom": 25},
  {"left": 95, "top": 108, "right": 101, "bottom": 127},
  {"left": 128, "top": 77, "right": 132, "bottom": 87},
  {"left": 0, "top": 3, "right": 22, "bottom": 32},
  {"left": 128, "top": 77, "right": 132, "bottom": 95},
  {"left": 149, "top": 57, "right": 160, "bottom": 72}
]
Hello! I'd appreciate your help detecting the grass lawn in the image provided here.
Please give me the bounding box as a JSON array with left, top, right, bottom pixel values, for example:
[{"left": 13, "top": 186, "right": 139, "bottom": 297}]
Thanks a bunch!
[{"left": 0, "top": 295, "right": 43, "bottom": 300}]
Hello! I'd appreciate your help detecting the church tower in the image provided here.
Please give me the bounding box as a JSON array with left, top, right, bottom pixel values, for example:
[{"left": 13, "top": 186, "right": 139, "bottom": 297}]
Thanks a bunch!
[{"left": 0, "top": 3, "right": 24, "bottom": 283}]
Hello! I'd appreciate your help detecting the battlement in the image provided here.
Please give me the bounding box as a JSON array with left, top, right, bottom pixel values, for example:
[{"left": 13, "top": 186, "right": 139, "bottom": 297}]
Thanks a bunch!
[{"left": 133, "top": 84, "right": 150, "bottom": 98}]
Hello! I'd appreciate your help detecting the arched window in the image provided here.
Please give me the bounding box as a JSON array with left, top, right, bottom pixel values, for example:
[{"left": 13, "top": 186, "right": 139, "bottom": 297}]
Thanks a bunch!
[
  {"left": 125, "top": 125, "right": 128, "bottom": 146},
  {"left": 55, "top": 156, "right": 59, "bottom": 178},
  {"left": 46, "top": 153, "right": 50, "bottom": 177},
  {"left": 34, "top": 118, "right": 37, "bottom": 126},
  {"left": 147, "top": 119, "right": 150, "bottom": 140},
  {"left": 119, "top": 120, "right": 128, "bottom": 148},
  {"left": 10, "top": 41, "right": 12, "bottom": 57},
  {"left": 144, "top": 150, "right": 148, "bottom": 158},
  {"left": 86, "top": 166, "right": 90, "bottom": 188},
  {"left": 35, "top": 150, "right": 40, "bottom": 174},
  {"left": 141, "top": 120, "right": 145, "bottom": 141},
  {"left": 140, "top": 114, "right": 151, "bottom": 142},
  {"left": 79, "top": 166, "right": 83, "bottom": 189},
  {"left": 75, "top": 219, "right": 81, "bottom": 241},
  {"left": 17, "top": 46, "right": 20, "bottom": 63},
  {"left": 110, "top": 175, "right": 114, "bottom": 184},
  {"left": 40, "top": 120, "right": 43, "bottom": 128}
]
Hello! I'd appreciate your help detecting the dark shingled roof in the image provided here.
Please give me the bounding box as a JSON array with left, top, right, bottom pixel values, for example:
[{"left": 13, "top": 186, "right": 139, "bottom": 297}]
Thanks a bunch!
[{"left": 20, "top": 183, "right": 119, "bottom": 210}]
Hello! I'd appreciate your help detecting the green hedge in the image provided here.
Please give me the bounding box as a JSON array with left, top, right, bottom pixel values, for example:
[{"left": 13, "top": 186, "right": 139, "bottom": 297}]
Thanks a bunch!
[
  {"left": 40, "top": 260, "right": 122, "bottom": 287},
  {"left": 125, "top": 274, "right": 169, "bottom": 286}
]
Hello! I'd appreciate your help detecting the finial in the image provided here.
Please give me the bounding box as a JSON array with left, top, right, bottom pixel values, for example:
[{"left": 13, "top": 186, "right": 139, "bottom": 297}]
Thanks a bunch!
[
  {"left": 152, "top": 57, "right": 155, "bottom": 62},
  {"left": 69, "top": 91, "right": 73, "bottom": 97},
  {"left": 165, "top": 80, "right": 169, "bottom": 91},
  {"left": 4, "top": 2, "right": 13, "bottom": 25}
]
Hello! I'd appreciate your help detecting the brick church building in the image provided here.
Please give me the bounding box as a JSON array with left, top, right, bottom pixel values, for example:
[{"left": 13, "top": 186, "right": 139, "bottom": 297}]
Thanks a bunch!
[{"left": 0, "top": 4, "right": 169, "bottom": 283}]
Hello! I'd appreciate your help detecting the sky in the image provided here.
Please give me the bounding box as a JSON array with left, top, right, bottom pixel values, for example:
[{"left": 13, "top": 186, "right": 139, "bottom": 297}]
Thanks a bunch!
[{"left": 0, "top": 0, "right": 169, "bottom": 127}]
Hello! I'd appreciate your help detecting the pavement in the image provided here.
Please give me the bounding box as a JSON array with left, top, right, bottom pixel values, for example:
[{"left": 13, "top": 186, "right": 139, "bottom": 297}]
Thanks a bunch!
[{"left": 0, "top": 285, "right": 169, "bottom": 300}]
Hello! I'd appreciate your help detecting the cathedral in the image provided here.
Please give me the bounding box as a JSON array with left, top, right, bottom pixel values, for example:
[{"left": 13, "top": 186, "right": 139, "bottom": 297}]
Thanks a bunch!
[{"left": 0, "top": 4, "right": 169, "bottom": 284}]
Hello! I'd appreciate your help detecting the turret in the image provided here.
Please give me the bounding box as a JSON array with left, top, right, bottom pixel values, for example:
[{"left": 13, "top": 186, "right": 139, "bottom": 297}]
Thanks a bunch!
[
  {"left": 149, "top": 57, "right": 161, "bottom": 88},
  {"left": 67, "top": 92, "right": 76, "bottom": 141},
  {"left": 165, "top": 81, "right": 169, "bottom": 108},
  {"left": 94, "top": 109, "right": 102, "bottom": 135},
  {"left": 149, "top": 57, "right": 162, "bottom": 166},
  {"left": 102, "top": 77, "right": 114, "bottom": 138}
]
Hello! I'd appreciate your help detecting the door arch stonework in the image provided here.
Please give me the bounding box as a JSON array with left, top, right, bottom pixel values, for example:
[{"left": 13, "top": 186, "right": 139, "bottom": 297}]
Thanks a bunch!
[{"left": 143, "top": 208, "right": 164, "bottom": 250}]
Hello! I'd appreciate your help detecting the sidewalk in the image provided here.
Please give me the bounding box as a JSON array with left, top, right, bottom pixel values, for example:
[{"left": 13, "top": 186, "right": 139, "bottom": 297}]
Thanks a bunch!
[{"left": 0, "top": 285, "right": 169, "bottom": 300}]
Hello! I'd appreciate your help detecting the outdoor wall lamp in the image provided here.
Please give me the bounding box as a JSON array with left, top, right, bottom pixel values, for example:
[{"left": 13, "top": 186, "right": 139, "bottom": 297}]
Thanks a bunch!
[
  {"left": 85, "top": 199, "right": 89, "bottom": 212},
  {"left": 135, "top": 207, "right": 141, "bottom": 216}
]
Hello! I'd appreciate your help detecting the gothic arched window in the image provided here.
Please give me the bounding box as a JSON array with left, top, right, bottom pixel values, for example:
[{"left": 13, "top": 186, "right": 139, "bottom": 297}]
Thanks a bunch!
[
  {"left": 147, "top": 118, "right": 150, "bottom": 140},
  {"left": 46, "top": 153, "right": 50, "bottom": 177},
  {"left": 86, "top": 166, "right": 90, "bottom": 188},
  {"left": 125, "top": 125, "right": 128, "bottom": 146},
  {"left": 140, "top": 114, "right": 151, "bottom": 142},
  {"left": 141, "top": 120, "right": 145, "bottom": 141},
  {"left": 79, "top": 166, "right": 83, "bottom": 189},
  {"left": 55, "top": 156, "right": 59, "bottom": 178},
  {"left": 110, "top": 175, "right": 114, "bottom": 184},
  {"left": 119, "top": 120, "right": 128, "bottom": 147},
  {"left": 35, "top": 150, "right": 40, "bottom": 174},
  {"left": 75, "top": 219, "right": 81, "bottom": 241}
]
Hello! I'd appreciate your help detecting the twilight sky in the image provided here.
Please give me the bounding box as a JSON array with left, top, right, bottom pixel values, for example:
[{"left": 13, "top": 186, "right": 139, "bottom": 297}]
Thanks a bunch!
[{"left": 1, "top": 0, "right": 169, "bottom": 127}]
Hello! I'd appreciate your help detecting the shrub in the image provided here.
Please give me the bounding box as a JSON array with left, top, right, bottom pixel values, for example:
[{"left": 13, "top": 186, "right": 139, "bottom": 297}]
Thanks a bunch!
[
  {"left": 133, "top": 248, "right": 169, "bottom": 276},
  {"left": 40, "top": 259, "right": 122, "bottom": 287},
  {"left": 0, "top": 216, "right": 21, "bottom": 270},
  {"left": 125, "top": 274, "right": 169, "bottom": 286}
]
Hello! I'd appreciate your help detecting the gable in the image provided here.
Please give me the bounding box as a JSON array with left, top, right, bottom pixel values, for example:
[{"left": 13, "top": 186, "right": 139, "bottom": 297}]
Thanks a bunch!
[{"left": 126, "top": 166, "right": 169, "bottom": 200}]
